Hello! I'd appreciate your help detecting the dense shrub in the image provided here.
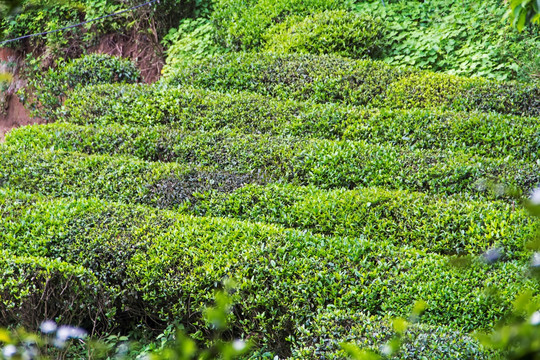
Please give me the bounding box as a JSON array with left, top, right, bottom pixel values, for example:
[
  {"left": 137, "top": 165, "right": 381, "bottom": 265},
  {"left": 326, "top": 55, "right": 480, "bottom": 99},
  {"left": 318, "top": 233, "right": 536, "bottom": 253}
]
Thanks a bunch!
[
  {"left": 353, "top": 0, "right": 540, "bottom": 82},
  {"left": 211, "top": 0, "right": 351, "bottom": 50},
  {"left": 0, "top": 192, "right": 536, "bottom": 349},
  {"left": 0, "top": 248, "right": 114, "bottom": 331},
  {"left": 290, "top": 308, "right": 500, "bottom": 359},
  {"left": 161, "top": 18, "right": 225, "bottom": 76},
  {"left": 263, "top": 10, "right": 387, "bottom": 59},
  {"left": 59, "top": 84, "right": 540, "bottom": 160},
  {"left": 6, "top": 125, "right": 540, "bottom": 198},
  {"left": 24, "top": 54, "right": 140, "bottom": 120},
  {"left": 2, "top": 132, "right": 538, "bottom": 258},
  {"left": 189, "top": 184, "right": 537, "bottom": 260},
  {"left": 0, "top": 147, "right": 265, "bottom": 209},
  {"left": 165, "top": 52, "right": 540, "bottom": 116}
]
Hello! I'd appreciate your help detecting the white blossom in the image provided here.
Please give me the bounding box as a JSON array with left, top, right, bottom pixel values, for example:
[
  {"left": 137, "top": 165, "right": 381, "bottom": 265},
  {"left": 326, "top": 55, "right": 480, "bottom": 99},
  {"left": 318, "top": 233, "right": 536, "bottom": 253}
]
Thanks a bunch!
[
  {"left": 40, "top": 320, "right": 57, "bottom": 334},
  {"left": 531, "top": 311, "right": 540, "bottom": 325},
  {"left": 2, "top": 345, "right": 17, "bottom": 358}
]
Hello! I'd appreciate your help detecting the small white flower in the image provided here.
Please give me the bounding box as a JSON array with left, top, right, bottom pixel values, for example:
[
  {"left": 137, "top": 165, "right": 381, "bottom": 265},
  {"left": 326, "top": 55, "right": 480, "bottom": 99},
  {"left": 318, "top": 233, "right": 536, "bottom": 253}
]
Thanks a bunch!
[
  {"left": 483, "top": 247, "right": 503, "bottom": 263},
  {"left": 380, "top": 344, "right": 392, "bottom": 356},
  {"left": 2, "top": 344, "right": 17, "bottom": 358},
  {"left": 531, "top": 311, "right": 540, "bottom": 325},
  {"left": 56, "top": 326, "right": 87, "bottom": 341},
  {"left": 531, "top": 188, "right": 540, "bottom": 205},
  {"left": 232, "top": 340, "right": 246, "bottom": 351},
  {"left": 273, "top": 356, "right": 279, "bottom": 360},
  {"left": 532, "top": 253, "right": 540, "bottom": 268},
  {"left": 40, "top": 320, "right": 57, "bottom": 334}
]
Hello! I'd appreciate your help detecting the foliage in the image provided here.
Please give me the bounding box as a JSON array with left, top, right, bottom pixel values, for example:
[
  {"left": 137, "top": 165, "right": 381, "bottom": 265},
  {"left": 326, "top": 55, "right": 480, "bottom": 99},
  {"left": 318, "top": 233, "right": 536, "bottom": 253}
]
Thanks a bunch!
[
  {"left": 291, "top": 307, "right": 500, "bottom": 359},
  {"left": 161, "top": 18, "right": 225, "bottom": 77},
  {"left": 505, "top": 0, "right": 540, "bottom": 31},
  {"left": 0, "top": 290, "right": 251, "bottom": 359},
  {"left": 22, "top": 53, "right": 140, "bottom": 120},
  {"left": 355, "top": 0, "right": 540, "bottom": 82},
  {"left": 0, "top": 190, "right": 536, "bottom": 353},
  {"left": 263, "top": 10, "right": 387, "bottom": 59},
  {"left": 211, "top": 0, "right": 353, "bottom": 50},
  {"left": 0, "top": 0, "right": 85, "bottom": 52},
  {"left": 165, "top": 52, "right": 540, "bottom": 117},
  {"left": 5, "top": 125, "right": 540, "bottom": 201},
  {"left": 59, "top": 84, "right": 540, "bottom": 160}
]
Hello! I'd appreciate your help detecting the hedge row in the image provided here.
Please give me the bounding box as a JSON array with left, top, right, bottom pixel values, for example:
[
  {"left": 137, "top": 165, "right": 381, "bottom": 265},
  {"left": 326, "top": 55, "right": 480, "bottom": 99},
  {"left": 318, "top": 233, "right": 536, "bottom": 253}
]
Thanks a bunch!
[
  {"left": 0, "top": 146, "right": 266, "bottom": 209},
  {"left": 290, "top": 308, "right": 500, "bottom": 359},
  {"left": 0, "top": 142, "right": 535, "bottom": 259},
  {"left": 0, "top": 250, "right": 112, "bottom": 331},
  {"left": 187, "top": 183, "right": 536, "bottom": 260},
  {"left": 164, "top": 53, "right": 540, "bottom": 117},
  {"left": 211, "top": 0, "right": 350, "bottom": 50},
  {"left": 6, "top": 125, "right": 540, "bottom": 197},
  {"left": 58, "top": 84, "right": 540, "bottom": 160},
  {"left": 0, "top": 191, "right": 535, "bottom": 348},
  {"left": 263, "top": 10, "right": 387, "bottom": 59}
]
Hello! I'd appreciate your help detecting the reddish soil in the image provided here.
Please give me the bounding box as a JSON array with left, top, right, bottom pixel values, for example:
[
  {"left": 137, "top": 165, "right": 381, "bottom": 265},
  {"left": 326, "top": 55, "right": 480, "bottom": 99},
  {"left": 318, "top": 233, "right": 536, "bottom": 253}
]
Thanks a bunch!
[
  {"left": 0, "top": 48, "right": 41, "bottom": 142},
  {"left": 0, "top": 95, "right": 42, "bottom": 142},
  {"left": 0, "top": 31, "right": 164, "bottom": 141}
]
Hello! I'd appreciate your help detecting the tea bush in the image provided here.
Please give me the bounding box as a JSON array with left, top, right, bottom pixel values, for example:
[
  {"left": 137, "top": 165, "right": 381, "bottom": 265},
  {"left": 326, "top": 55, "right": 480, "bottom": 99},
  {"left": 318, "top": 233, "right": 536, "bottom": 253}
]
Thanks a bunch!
[
  {"left": 263, "top": 10, "right": 387, "bottom": 59},
  {"left": 211, "top": 0, "right": 351, "bottom": 50},
  {"left": 165, "top": 53, "right": 540, "bottom": 116},
  {"left": 0, "top": 192, "right": 536, "bottom": 348},
  {"left": 290, "top": 308, "right": 500, "bottom": 359},
  {"left": 6, "top": 125, "right": 540, "bottom": 198},
  {"left": 24, "top": 54, "right": 140, "bottom": 120},
  {"left": 58, "top": 84, "right": 540, "bottom": 160},
  {"left": 0, "top": 248, "right": 114, "bottom": 331},
  {"left": 189, "top": 184, "right": 537, "bottom": 260}
]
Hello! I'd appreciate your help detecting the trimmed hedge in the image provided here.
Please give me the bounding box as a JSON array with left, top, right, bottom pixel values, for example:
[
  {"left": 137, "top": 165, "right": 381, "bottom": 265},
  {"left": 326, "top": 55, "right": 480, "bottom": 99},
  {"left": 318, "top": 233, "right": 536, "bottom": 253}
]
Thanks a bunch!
[
  {"left": 263, "top": 10, "right": 387, "bottom": 59},
  {"left": 290, "top": 308, "right": 500, "bottom": 359},
  {"left": 0, "top": 192, "right": 535, "bottom": 347},
  {"left": 211, "top": 0, "right": 350, "bottom": 50},
  {"left": 25, "top": 54, "right": 140, "bottom": 121},
  {"left": 165, "top": 53, "right": 540, "bottom": 116},
  {"left": 58, "top": 84, "right": 540, "bottom": 160},
  {"left": 0, "top": 249, "right": 113, "bottom": 331},
  {"left": 0, "top": 138, "right": 536, "bottom": 258},
  {"left": 0, "top": 147, "right": 264, "bottom": 209},
  {"left": 188, "top": 184, "right": 536, "bottom": 260},
  {"left": 6, "top": 125, "right": 540, "bottom": 197}
]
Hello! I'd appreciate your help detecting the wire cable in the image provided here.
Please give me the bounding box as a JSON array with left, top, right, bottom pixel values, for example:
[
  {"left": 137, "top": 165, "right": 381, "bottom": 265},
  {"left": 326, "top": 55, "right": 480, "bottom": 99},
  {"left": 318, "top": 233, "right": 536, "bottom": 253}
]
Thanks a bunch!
[{"left": 0, "top": 0, "right": 159, "bottom": 46}]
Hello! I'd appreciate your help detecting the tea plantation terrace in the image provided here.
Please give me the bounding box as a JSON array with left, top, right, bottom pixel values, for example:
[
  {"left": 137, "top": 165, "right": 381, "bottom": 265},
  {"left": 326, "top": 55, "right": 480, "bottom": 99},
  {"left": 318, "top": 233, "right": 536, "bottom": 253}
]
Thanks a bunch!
[{"left": 1, "top": 52, "right": 539, "bottom": 358}]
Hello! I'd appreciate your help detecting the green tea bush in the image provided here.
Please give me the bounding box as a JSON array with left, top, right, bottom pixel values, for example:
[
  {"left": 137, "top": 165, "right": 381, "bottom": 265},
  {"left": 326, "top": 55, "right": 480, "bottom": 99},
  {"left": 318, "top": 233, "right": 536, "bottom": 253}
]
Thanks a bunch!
[
  {"left": 211, "top": 0, "right": 351, "bottom": 50},
  {"left": 2, "top": 132, "right": 538, "bottom": 258},
  {"left": 189, "top": 184, "right": 537, "bottom": 260},
  {"left": 0, "top": 192, "right": 536, "bottom": 348},
  {"left": 6, "top": 125, "right": 540, "bottom": 197},
  {"left": 24, "top": 54, "right": 140, "bottom": 120},
  {"left": 59, "top": 84, "right": 540, "bottom": 160},
  {"left": 290, "top": 308, "right": 500, "bottom": 359},
  {"left": 0, "top": 249, "right": 114, "bottom": 331},
  {"left": 263, "top": 10, "right": 387, "bottom": 59},
  {"left": 161, "top": 18, "right": 225, "bottom": 77},
  {"left": 0, "top": 147, "right": 265, "bottom": 209},
  {"left": 165, "top": 52, "right": 540, "bottom": 116}
]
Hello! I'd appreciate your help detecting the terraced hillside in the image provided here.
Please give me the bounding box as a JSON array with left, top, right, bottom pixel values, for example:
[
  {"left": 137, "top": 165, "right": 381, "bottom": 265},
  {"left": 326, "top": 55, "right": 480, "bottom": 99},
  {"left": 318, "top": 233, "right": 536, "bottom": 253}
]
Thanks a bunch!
[{"left": 2, "top": 53, "right": 540, "bottom": 358}]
